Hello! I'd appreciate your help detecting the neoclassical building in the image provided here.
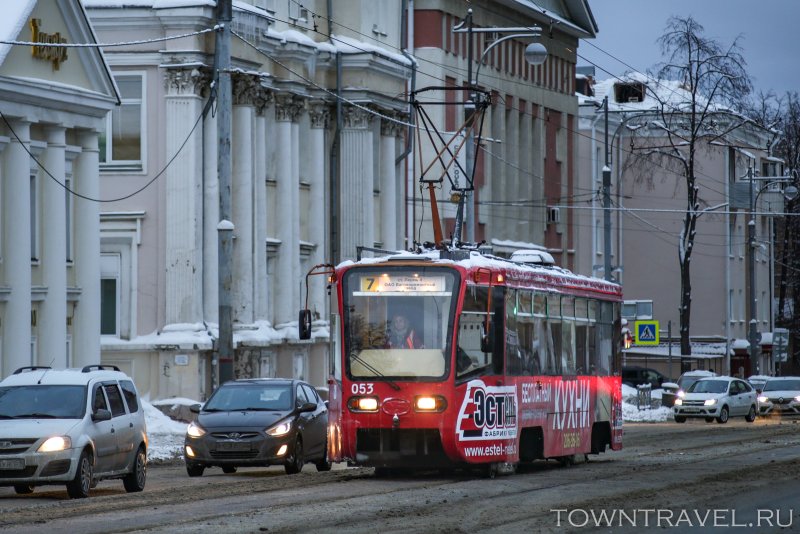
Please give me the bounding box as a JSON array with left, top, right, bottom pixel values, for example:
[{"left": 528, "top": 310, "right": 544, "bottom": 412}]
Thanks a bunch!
[
  {"left": 0, "top": 0, "right": 118, "bottom": 377},
  {"left": 83, "top": 0, "right": 410, "bottom": 399}
]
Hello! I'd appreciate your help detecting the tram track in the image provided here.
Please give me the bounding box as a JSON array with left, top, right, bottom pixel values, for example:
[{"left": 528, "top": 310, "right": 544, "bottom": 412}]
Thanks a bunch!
[{"left": 0, "top": 420, "right": 797, "bottom": 532}]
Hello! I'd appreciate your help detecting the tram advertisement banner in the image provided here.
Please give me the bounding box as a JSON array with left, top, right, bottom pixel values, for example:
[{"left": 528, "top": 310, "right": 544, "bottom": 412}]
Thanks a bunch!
[{"left": 456, "top": 380, "right": 518, "bottom": 443}]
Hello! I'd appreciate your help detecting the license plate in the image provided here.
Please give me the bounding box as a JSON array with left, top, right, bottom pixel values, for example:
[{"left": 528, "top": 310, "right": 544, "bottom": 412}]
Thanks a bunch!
[
  {"left": 684, "top": 409, "right": 699, "bottom": 413},
  {"left": 0, "top": 458, "right": 24, "bottom": 470},
  {"left": 216, "top": 441, "right": 251, "bottom": 452}
]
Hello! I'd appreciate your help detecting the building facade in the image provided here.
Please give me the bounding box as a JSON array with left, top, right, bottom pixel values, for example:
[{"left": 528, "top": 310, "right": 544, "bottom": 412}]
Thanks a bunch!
[
  {"left": 577, "top": 73, "right": 781, "bottom": 376},
  {"left": 0, "top": 0, "right": 118, "bottom": 377}
]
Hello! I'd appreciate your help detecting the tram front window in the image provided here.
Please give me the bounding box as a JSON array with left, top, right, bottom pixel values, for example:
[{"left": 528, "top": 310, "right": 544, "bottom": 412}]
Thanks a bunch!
[{"left": 343, "top": 267, "right": 458, "bottom": 380}]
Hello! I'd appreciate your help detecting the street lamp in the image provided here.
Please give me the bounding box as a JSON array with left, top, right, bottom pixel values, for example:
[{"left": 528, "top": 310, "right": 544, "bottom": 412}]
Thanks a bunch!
[
  {"left": 747, "top": 165, "right": 798, "bottom": 376},
  {"left": 452, "top": 9, "right": 548, "bottom": 245}
]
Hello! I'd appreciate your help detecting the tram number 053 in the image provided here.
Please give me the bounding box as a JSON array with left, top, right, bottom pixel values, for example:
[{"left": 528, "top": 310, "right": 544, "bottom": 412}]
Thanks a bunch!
[
  {"left": 351, "top": 383, "right": 374, "bottom": 395},
  {"left": 563, "top": 432, "right": 581, "bottom": 449}
]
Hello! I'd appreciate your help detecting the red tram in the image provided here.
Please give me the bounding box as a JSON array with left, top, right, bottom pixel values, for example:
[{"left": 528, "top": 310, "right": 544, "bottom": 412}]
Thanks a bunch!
[{"left": 300, "top": 248, "right": 623, "bottom": 474}]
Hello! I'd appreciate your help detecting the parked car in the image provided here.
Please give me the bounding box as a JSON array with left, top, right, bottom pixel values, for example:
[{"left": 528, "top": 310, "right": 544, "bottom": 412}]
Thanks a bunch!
[
  {"left": 184, "top": 378, "right": 330, "bottom": 476},
  {"left": 673, "top": 376, "right": 757, "bottom": 424},
  {"left": 622, "top": 366, "right": 668, "bottom": 389},
  {"left": 747, "top": 375, "right": 771, "bottom": 394},
  {"left": 0, "top": 365, "right": 148, "bottom": 498},
  {"left": 661, "top": 370, "right": 717, "bottom": 408},
  {"left": 757, "top": 377, "right": 800, "bottom": 416}
]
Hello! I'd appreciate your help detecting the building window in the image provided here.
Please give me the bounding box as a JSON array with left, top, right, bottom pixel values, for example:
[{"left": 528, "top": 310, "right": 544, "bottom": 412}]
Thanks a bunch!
[
  {"left": 101, "top": 253, "right": 121, "bottom": 336},
  {"left": 30, "top": 173, "right": 39, "bottom": 261},
  {"left": 622, "top": 300, "right": 653, "bottom": 321},
  {"left": 100, "top": 73, "right": 145, "bottom": 172},
  {"left": 293, "top": 351, "right": 307, "bottom": 381},
  {"left": 65, "top": 174, "right": 73, "bottom": 262}
]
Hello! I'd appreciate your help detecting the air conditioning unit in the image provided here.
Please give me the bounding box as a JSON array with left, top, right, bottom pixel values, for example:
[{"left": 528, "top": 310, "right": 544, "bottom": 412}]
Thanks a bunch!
[{"left": 546, "top": 206, "right": 560, "bottom": 225}]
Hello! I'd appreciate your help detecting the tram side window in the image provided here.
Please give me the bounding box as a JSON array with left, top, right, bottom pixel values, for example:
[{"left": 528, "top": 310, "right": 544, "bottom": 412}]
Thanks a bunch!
[
  {"left": 591, "top": 300, "right": 614, "bottom": 375},
  {"left": 510, "top": 290, "right": 539, "bottom": 376},
  {"left": 457, "top": 286, "right": 496, "bottom": 378}
]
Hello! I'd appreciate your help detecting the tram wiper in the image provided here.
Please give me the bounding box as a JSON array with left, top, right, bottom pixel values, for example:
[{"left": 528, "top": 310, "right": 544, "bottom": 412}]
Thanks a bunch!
[{"left": 350, "top": 352, "right": 401, "bottom": 391}]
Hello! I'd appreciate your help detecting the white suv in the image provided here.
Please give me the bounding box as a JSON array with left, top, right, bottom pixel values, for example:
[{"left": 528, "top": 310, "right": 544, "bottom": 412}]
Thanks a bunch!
[{"left": 0, "top": 365, "right": 148, "bottom": 498}]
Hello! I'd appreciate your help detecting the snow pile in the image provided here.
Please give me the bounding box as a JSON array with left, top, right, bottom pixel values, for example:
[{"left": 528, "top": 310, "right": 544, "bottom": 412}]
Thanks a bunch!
[
  {"left": 621, "top": 383, "right": 673, "bottom": 422},
  {"left": 143, "top": 399, "right": 190, "bottom": 462}
]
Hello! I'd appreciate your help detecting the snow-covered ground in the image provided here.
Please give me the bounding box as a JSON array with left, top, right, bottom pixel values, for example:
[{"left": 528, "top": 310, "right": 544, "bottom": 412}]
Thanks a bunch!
[{"left": 143, "top": 386, "right": 673, "bottom": 462}]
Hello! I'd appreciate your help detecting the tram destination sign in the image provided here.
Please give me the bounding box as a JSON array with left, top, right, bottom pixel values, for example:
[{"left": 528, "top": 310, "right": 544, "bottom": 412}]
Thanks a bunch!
[{"left": 358, "top": 274, "right": 448, "bottom": 295}]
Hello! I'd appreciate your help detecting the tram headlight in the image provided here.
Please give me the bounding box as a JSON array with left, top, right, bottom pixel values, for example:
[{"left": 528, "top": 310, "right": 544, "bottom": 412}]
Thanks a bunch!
[
  {"left": 348, "top": 396, "right": 379, "bottom": 412},
  {"left": 414, "top": 395, "right": 447, "bottom": 413}
]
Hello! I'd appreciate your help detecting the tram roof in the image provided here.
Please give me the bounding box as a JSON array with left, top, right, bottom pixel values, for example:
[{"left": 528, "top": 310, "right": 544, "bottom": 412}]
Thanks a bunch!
[{"left": 338, "top": 249, "right": 622, "bottom": 299}]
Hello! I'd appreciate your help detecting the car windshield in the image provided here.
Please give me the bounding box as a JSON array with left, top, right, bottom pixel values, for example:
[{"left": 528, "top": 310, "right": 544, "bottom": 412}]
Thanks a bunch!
[
  {"left": 0, "top": 385, "right": 86, "bottom": 419},
  {"left": 678, "top": 375, "right": 706, "bottom": 391},
  {"left": 763, "top": 379, "right": 800, "bottom": 392},
  {"left": 687, "top": 380, "right": 729, "bottom": 394},
  {"left": 203, "top": 384, "right": 292, "bottom": 411}
]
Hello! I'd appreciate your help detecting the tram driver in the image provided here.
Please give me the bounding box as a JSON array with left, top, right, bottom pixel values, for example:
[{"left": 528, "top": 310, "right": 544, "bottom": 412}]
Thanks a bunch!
[{"left": 386, "top": 313, "right": 424, "bottom": 349}]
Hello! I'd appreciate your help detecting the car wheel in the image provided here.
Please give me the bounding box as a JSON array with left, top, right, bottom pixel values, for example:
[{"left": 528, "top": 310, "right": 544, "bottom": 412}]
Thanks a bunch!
[
  {"left": 745, "top": 405, "right": 756, "bottom": 422},
  {"left": 123, "top": 446, "right": 147, "bottom": 493},
  {"left": 716, "top": 406, "right": 729, "bottom": 424},
  {"left": 186, "top": 463, "right": 205, "bottom": 477},
  {"left": 222, "top": 466, "right": 238, "bottom": 474},
  {"left": 674, "top": 415, "right": 687, "bottom": 423},
  {"left": 285, "top": 437, "right": 303, "bottom": 475},
  {"left": 66, "top": 450, "right": 93, "bottom": 499},
  {"left": 315, "top": 441, "right": 332, "bottom": 472},
  {"left": 705, "top": 417, "right": 714, "bottom": 423},
  {"left": 13, "top": 484, "right": 34, "bottom": 495}
]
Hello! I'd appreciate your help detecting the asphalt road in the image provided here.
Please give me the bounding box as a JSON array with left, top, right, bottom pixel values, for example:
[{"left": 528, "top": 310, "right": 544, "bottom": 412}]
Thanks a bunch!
[{"left": 1, "top": 416, "right": 799, "bottom": 533}]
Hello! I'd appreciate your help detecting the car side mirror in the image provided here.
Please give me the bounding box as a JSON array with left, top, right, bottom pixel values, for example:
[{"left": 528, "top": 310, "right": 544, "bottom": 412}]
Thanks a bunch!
[
  {"left": 299, "top": 309, "right": 312, "bottom": 340},
  {"left": 298, "top": 402, "right": 317, "bottom": 413},
  {"left": 190, "top": 403, "right": 202, "bottom": 414},
  {"left": 92, "top": 408, "right": 112, "bottom": 422}
]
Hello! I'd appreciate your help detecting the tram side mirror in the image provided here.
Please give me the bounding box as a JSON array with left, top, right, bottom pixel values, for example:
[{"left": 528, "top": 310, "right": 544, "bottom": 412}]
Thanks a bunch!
[
  {"left": 299, "top": 309, "right": 312, "bottom": 340},
  {"left": 480, "top": 322, "right": 494, "bottom": 354}
]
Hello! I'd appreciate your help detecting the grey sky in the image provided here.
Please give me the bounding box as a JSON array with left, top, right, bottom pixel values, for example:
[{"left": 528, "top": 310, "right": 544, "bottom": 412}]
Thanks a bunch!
[{"left": 579, "top": 0, "right": 800, "bottom": 97}]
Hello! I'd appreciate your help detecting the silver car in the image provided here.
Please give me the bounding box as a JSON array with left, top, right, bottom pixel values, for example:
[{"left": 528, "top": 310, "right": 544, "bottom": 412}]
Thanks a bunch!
[
  {"left": 673, "top": 376, "right": 757, "bottom": 424},
  {"left": 0, "top": 365, "right": 148, "bottom": 498},
  {"left": 757, "top": 377, "right": 800, "bottom": 416}
]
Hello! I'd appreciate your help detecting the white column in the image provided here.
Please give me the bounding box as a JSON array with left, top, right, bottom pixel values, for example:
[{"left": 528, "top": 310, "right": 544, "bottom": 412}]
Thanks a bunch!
[
  {"left": 308, "top": 103, "right": 329, "bottom": 317},
  {"left": 72, "top": 130, "right": 101, "bottom": 367},
  {"left": 164, "top": 67, "right": 204, "bottom": 325},
  {"left": 253, "top": 88, "right": 272, "bottom": 320},
  {"left": 274, "top": 94, "right": 301, "bottom": 326},
  {"left": 380, "top": 117, "right": 400, "bottom": 251},
  {"left": 203, "top": 95, "right": 219, "bottom": 321},
  {"left": 231, "top": 75, "right": 258, "bottom": 325},
  {"left": 40, "top": 126, "right": 67, "bottom": 367},
  {"left": 2, "top": 120, "right": 31, "bottom": 375},
  {"left": 290, "top": 103, "right": 304, "bottom": 318},
  {"left": 340, "top": 106, "right": 374, "bottom": 260}
]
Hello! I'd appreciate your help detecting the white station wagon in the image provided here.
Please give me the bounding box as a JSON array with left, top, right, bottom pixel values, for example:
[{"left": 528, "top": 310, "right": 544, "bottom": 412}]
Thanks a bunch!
[
  {"left": 673, "top": 376, "right": 757, "bottom": 424},
  {"left": 0, "top": 365, "right": 148, "bottom": 498}
]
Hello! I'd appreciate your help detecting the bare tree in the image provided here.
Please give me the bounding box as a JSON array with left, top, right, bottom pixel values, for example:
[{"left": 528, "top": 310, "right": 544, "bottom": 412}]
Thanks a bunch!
[{"left": 631, "top": 16, "right": 753, "bottom": 355}]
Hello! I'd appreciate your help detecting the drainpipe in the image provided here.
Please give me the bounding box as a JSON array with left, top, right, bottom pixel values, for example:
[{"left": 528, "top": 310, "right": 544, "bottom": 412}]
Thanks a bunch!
[{"left": 398, "top": 0, "right": 417, "bottom": 249}]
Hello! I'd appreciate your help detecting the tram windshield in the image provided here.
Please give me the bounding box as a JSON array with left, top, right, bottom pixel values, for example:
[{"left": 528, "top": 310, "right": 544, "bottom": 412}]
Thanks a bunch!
[{"left": 342, "top": 266, "right": 459, "bottom": 380}]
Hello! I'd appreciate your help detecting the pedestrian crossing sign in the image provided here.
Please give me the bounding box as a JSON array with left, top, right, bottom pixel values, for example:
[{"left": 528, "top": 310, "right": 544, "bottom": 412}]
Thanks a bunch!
[{"left": 634, "top": 320, "right": 659, "bottom": 346}]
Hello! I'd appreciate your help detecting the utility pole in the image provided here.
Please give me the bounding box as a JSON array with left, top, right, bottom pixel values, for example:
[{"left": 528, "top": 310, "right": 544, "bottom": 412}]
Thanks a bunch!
[
  {"left": 747, "top": 163, "right": 760, "bottom": 376},
  {"left": 602, "top": 96, "right": 612, "bottom": 282},
  {"left": 216, "top": 0, "right": 234, "bottom": 384},
  {"left": 463, "top": 10, "right": 475, "bottom": 244}
]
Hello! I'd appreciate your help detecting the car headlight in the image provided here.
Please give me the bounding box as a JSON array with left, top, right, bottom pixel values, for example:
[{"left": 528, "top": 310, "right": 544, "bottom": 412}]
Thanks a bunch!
[
  {"left": 704, "top": 399, "right": 717, "bottom": 406},
  {"left": 758, "top": 395, "right": 768, "bottom": 403},
  {"left": 677, "top": 390, "right": 686, "bottom": 398},
  {"left": 186, "top": 421, "right": 206, "bottom": 438},
  {"left": 795, "top": 395, "right": 800, "bottom": 403},
  {"left": 674, "top": 399, "right": 683, "bottom": 406},
  {"left": 266, "top": 420, "right": 293, "bottom": 437},
  {"left": 38, "top": 436, "right": 71, "bottom": 452}
]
